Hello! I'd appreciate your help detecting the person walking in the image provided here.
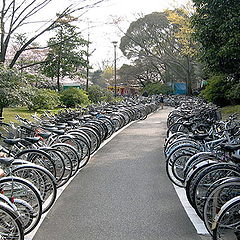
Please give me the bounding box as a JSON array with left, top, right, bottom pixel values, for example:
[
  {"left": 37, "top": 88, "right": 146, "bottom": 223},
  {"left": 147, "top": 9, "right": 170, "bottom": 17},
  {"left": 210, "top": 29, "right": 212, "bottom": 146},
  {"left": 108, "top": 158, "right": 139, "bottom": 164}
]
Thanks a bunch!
[{"left": 159, "top": 94, "right": 164, "bottom": 109}]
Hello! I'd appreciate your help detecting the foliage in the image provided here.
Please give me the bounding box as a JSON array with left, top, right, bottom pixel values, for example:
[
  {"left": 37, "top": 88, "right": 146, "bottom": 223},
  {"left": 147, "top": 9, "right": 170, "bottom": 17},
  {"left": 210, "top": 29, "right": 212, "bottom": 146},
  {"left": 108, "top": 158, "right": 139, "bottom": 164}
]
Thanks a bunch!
[
  {"left": 142, "top": 82, "right": 173, "bottom": 95},
  {"left": 192, "top": 0, "right": 240, "bottom": 79},
  {"left": 88, "top": 85, "right": 114, "bottom": 103},
  {"left": 60, "top": 88, "right": 90, "bottom": 107},
  {"left": 200, "top": 75, "right": 231, "bottom": 106},
  {"left": 166, "top": 7, "right": 196, "bottom": 56},
  {"left": 226, "top": 82, "right": 240, "bottom": 105},
  {"left": 41, "top": 15, "right": 88, "bottom": 91},
  {"left": 0, "top": 65, "right": 30, "bottom": 116},
  {"left": 119, "top": 9, "right": 199, "bottom": 94},
  {"left": 26, "top": 88, "right": 61, "bottom": 110},
  {"left": 90, "top": 70, "right": 105, "bottom": 87},
  {"left": 118, "top": 64, "right": 139, "bottom": 86}
]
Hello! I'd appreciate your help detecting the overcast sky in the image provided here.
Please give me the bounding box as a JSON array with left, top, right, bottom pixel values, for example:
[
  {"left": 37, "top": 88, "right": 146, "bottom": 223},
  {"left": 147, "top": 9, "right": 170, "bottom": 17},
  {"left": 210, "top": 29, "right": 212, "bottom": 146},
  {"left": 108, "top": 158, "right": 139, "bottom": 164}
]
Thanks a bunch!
[
  {"left": 25, "top": 0, "right": 191, "bottom": 69},
  {"left": 82, "top": 0, "right": 191, "bottom": 69}
]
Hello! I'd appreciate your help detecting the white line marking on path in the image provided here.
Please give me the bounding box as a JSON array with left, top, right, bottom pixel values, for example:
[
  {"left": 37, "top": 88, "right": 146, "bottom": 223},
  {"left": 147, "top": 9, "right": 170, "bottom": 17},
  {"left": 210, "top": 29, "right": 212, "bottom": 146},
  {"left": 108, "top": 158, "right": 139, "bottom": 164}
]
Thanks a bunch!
[{"left": 173, "top": 185, "right": 210, "bottom": 236}]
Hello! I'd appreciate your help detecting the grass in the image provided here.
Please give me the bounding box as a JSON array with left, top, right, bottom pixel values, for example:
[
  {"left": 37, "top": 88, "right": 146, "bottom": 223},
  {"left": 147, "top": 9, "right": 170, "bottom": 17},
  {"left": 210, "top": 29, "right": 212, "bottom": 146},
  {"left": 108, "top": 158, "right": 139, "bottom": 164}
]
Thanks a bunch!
[
  {"left": 2, "top": 107, "right": 61, "bottom": 123},
  {"left": 220, "top": 105, "right": 240, "bottom": 119}
]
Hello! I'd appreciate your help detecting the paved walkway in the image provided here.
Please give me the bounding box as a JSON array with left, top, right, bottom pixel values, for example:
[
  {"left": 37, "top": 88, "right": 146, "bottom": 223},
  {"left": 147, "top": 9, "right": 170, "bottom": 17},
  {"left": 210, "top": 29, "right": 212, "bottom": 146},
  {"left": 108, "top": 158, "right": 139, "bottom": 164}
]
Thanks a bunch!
[{"left": 32, "top": 107, "right": 203, "bottom": 240}]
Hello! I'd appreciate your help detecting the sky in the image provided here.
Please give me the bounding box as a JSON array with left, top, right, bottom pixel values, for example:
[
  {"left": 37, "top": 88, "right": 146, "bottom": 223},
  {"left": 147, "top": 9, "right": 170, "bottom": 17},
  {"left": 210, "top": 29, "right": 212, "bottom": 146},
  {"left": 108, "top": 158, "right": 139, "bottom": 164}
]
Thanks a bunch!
[
  {"left": 21, "top": 0, "right": 191, "bottom": 70},
  {"left": 82, "top": 0, "right": 191, "bottom": 69}
]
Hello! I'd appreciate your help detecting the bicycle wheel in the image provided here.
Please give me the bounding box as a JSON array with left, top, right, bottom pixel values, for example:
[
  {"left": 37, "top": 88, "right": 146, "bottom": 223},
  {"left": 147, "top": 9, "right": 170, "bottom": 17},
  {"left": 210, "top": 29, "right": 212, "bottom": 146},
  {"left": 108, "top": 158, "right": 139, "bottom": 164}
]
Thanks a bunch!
[
  {"left": 0, "top": 202, "right": 24, "bottom": 240},
  {"left": 165, "top": 138, "right": 201, "bottom": 158},
  {"left": 51, "top": 143, "right": 79, "bottom": 176},
  {"left": 164, "top": 132, "right": 188, "bottom": 153},
  {"left": 192, "top": 163, "right": 240, "bottom": 218},
  {"left": 212, "top": 196, "right": 240, "bottom": 240},
  {"left": 98, "top": 116, "right": 115, "bottom": 138},
  {"left": 171, "top": 152, "right": 194, "bottom": 183},
  {"left": 0, "top": 176, "right": 42, "bottom": 234},
  {"left": 40, "top": 147, "right": 65, "bottom": 184},
  {"left": 183, "top": 152, "right": 215, "bottom": 179},
  {"left": 50, "top": 136, "right": 81, "bottom": 174},
  {"left": 79, "top": 127, "right": 101, "bottom": 154},
  {"left": 50, "top": 147, "right": 73, "bottom": 187},
  {"left": 166, "top": 144, "right": 201, "bottom": 165},
  {"left": 185, "top": 160, "right": 218, "bottom": 207},
  {"left": 12, "top": 164, "right": 57, "bottom": 213},
  {"left": 204, "top": 177, "right": 240, "bottom": 235},
  {"left": 15, "top": 149, "right": 56, "bottom": 178},
  {"left": 64, "top": 131, "right": 91, "bottom": 168},
  {"left": 13, "top": 198, "right": 34, "bottom": 230},
  {"left": 167, "top": 122, "right": 189, "bottom": 138}
]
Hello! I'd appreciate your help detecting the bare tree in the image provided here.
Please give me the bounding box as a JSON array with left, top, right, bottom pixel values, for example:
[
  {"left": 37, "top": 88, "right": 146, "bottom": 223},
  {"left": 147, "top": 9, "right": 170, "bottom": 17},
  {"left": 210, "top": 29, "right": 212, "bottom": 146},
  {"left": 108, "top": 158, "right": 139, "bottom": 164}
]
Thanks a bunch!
[{"left": 0, "top": 0, "right": 106, "bottom": 68}]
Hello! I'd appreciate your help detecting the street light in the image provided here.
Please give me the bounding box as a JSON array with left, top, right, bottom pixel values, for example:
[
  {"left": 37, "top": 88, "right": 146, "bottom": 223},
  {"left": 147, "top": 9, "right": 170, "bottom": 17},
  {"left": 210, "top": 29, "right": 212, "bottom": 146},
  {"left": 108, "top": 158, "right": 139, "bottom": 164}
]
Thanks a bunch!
[{"left": 112, "top": 41, "right": 117, "bottom": 98}]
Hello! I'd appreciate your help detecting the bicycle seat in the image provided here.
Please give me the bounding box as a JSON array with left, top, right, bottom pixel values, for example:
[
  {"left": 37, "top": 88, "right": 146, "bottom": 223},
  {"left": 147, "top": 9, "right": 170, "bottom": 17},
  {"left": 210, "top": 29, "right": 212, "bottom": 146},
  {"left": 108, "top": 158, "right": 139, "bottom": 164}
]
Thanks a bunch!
[
  {"left": 3, "top": 138, "right": 21, "bottom": 146},
  {"left": 24, "top": 137, "right": 40, "bottom": 144},
  {"left": 220, "top": 143, "right": 240, "bottom": 152},
  {"left": 56, "top": 125, "right": 66, "bottom": 130},
  {"left": 55, "top": 123, "right": 67, "bottom": 129},
  {"left": 42, "top": 123, "right": 56, "bottom": 128},
  {"left": 52, "top": 129, "right": 65, "bottom": 135},
  {"left": 89, "top": 112, "right": 99, "bottom": 116},
  {"left": 0, "top": 157, "right": 14, "bottom": 166},
  {"left": 82, "top": 115, "right": 92, "bottom": 120},
  {"left": 67, "top": 120, "right": 79, "bottom": 126},
  {"left": 37, "top": 132, "right": 51, "bottom": 139},
  {"left": 42, "top": 127, "right": 58, "bottom": 132}
]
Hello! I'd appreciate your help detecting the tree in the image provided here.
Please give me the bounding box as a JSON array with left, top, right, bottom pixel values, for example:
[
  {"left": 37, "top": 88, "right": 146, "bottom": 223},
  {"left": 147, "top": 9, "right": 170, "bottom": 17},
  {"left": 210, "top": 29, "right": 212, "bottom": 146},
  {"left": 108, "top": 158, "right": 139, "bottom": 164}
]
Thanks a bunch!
[
  {"left": 41, "top": 15, "right": 88, "bottom": 91},
  {"left": 101, "top": 65, "right": 114, "bottom": 86},
  {"left": 142, "top": 82, "right": 172, "bottom": 95},
  {"left": 90, "top": 69, "right": 106, "bottom": 87},
  {"left": 119, "top": 10, "right": 198, "bottom": 94},
  {"left": 192, "top": 0, "right": 240, "bottom": 80},
  {"left": 166, "top": 7, "right": 198, "bottom": 94},
  {"left": 0, "top": 64, "right": 29, "bottom": 117},
  {"left": 0, "top": 0, "right": 105, "bottom": 68},
  {"left": 88, "top": 85, "right": 114, "bottom": 103}
]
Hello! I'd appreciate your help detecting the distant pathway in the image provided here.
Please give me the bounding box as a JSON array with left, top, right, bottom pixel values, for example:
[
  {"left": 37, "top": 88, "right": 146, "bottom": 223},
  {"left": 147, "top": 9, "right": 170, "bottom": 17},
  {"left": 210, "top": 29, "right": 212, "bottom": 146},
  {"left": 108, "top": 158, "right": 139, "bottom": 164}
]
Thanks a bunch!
[{"left": 32, "top": 107, "right": 203, "bottom": 240}]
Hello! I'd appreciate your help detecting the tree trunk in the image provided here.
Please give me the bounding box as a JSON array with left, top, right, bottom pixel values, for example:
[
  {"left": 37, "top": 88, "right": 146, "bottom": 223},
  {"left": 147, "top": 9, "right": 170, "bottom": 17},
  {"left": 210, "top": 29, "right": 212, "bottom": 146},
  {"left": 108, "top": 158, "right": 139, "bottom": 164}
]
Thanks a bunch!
[
  {"left": 186, "top": 55, "right": 193, "bottom": 95},
  {"left": 0, "top": 106, "right": 3, "bottom": 118}
]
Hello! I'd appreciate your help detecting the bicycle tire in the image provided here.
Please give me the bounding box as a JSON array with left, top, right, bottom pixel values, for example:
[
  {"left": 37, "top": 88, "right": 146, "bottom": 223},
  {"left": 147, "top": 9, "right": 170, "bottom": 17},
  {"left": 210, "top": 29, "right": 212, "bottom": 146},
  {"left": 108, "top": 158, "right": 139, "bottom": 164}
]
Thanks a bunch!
[
  {"left": 0, "top": 176, "right": 42, "bottom": 234},
  {"left": 0, "top": 202, "right": 24, "bottom": 240}
]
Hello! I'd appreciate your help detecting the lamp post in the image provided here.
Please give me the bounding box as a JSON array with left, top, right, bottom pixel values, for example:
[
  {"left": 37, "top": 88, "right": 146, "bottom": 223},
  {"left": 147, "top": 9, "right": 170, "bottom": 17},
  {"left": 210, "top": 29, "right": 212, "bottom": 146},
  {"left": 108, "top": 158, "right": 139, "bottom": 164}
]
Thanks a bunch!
[{"left": 112, "top": 41, "right": 117, "bottom": 98}]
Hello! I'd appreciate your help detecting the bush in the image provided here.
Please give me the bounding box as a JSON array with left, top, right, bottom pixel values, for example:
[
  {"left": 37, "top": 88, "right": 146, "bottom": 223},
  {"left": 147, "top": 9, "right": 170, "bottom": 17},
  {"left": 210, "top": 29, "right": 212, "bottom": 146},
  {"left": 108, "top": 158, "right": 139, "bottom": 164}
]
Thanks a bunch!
[
  {"left": 88, "top": 85, "right": 114, "bottom": 103},
  {"left": 141, "top": 82, "right": 172, "bottom": 95},
  {"left": 226, "top": 83, "right": 240, "bottom": 105},
  {"left": 200, "top": 75, "right": 231, "bottom": 106},
  {"left": 60, "top": 88, "right": 90, "bottom": 107},
  {"left": 27, "top": 88, "right": 60, "bottom": 110}
]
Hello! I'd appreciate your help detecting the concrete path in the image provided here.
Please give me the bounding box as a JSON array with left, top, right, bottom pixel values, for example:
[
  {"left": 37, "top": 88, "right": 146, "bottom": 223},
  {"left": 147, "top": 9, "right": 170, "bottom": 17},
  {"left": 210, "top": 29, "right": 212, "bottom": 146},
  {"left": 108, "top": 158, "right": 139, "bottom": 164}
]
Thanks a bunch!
[{"left": 32, "top": 107, "right": 204, "bottom": 240}]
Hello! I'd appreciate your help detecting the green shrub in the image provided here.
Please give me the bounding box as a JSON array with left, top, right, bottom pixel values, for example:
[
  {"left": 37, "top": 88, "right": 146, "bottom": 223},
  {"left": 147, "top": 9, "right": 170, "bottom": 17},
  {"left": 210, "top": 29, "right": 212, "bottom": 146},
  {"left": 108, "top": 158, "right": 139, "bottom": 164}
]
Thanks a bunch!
[
  {"left": 27, "top": 88, "right": 60, "bottom": 110},
  {"left": 60, "top": 88, "right": 90, "bottom": 107},
  {"left": 88, "top": 85, "right": 114, "bottom": 103},
  {"left": 226, "top": 83, "right": 240, "bottom": 105},
  {"left": 200, "top": 75, "right": 231, "bottom": 106},
  {"left": 141, "top": 82, "right": 172, "bottom": 95}
]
